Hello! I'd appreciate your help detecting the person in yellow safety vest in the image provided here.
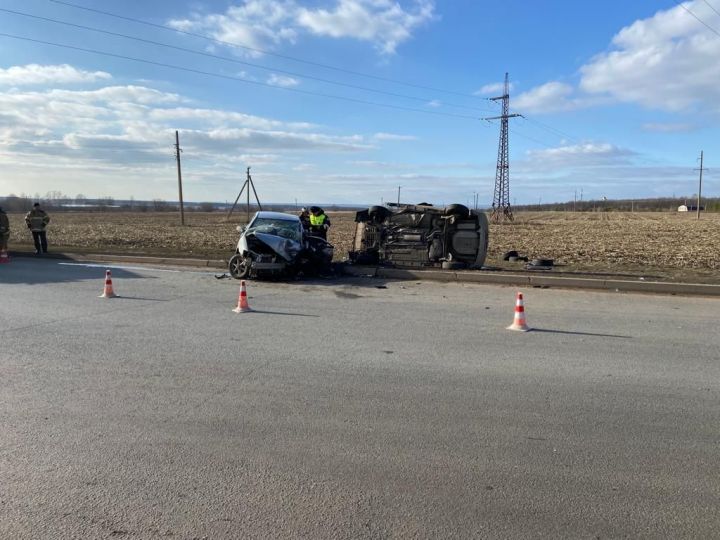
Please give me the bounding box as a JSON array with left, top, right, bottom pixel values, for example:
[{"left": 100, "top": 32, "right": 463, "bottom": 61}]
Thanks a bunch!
[
  {"left": 24, "top": 202, "right": 51, "bottom": 254},
  {"left": 0, "top": 206, "right": 9, "bottom": 253},
  {"left": 308, "top": 206, "right": 331, "bottom": 239}
]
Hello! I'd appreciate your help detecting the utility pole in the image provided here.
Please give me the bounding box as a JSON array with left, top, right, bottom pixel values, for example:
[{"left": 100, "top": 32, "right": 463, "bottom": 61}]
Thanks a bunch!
[
  {"left": 397, "top": 185, "right": 401, "bottom": 205},
  {"left": 695, "top": 151, "right": 707, "bottom": 220},
  {"left": 174, "top": 130, "right": 185, "bottom": 225},
  {"left": 226, "top": 166, "right": 263, "bottom": 222},
  {"left": 484, "top": 73, "right": 522, "bottom": 223}
]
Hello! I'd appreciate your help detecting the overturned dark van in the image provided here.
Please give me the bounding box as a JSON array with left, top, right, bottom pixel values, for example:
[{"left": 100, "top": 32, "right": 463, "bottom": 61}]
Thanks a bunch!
[{"left": 348, "top": 203, "right": 489, "bottom": 269}]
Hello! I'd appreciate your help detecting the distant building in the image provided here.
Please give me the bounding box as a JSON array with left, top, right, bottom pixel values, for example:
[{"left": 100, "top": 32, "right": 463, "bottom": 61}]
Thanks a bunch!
[{"left": 678, "top": 204, "right": 704, "bottom": 212}]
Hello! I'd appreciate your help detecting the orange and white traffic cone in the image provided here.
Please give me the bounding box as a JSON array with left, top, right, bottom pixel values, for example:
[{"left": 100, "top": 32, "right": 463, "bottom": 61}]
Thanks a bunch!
[
  {"left": 0, "top": 249, "right": 9, "bottom": 263},
  {"left": 99, "top": 269, "right": 118, "bottom": 298},
  {"left": 507, "top": 292, "right": 530, "bottom": 332},
  {"left": 232, "top": 280, "right": 252, "bottom": 313}
]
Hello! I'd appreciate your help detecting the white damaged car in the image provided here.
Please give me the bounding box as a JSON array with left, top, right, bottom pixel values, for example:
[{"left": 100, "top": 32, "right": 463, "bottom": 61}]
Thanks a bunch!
[{"left": 229, "top": 211, "right": 333, "bottom": 279}]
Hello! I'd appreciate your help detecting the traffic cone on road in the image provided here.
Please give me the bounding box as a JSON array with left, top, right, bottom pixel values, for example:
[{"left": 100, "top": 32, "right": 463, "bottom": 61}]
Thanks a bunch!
[
  {"left": 507, "top": 292, "right": 530, "bottom": 332},
  {"left": 99, "top": 269, "right": 118, "bottom": 298},
  {"left": 0, "top": 249, "right": 9, "bottom": 263},
  {"left": 232, "top": 280, "right": 252, "bottom": 313}
]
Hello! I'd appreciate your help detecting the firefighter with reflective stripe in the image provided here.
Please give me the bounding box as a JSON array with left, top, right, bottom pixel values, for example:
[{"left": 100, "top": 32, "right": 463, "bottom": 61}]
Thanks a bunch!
[
  {"left": 308, "top": 206, "right": 330, "bottom": 239},
  {"left": 24, "top": 203, "right": 50, "bottom": 254},
  {"left": 0, "top": 206, "right": 9, "bottom": 253}
]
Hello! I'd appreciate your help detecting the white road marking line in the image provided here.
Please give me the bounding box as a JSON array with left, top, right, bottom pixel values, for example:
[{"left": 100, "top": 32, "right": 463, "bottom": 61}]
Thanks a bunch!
[{"left": 58, "top": 262, "right": 220, "bottom": 275}]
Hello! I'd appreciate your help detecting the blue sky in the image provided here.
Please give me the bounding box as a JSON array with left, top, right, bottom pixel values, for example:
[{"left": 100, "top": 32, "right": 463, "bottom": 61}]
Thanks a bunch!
[{"left": 0, "top": 0, "right": 718, "bottom": 206}]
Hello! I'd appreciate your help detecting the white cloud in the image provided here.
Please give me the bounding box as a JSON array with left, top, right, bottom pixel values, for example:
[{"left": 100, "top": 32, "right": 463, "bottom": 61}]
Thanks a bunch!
[
  {"left": 168, "top": 0, "right": 435, "bottom": 57},
  {"left": 182, "top": 128, "right": 370, "bottom": 153},
  {"left": 514, "top": 81, "right": 574, "bottom": 113},
  {"left": 373, "top": 132, "right": 418, "bottom": 141},
  {"left": 525, "top": 143, "right": 635, "bottom": 166},
  {"left": 148, "top": 107, "right": 315, "bottom": 131},
  {"left": 0, "top": 64, "right": 111, "bottom": 86},
  {"left": 475, "top": 81, "right": 514, "bottom": 96},
  {"left": 168, "top": 1, "right": 298, "bottom": 57},
  {"left": 511, "top": 1, "right": 720, "bottom": 114},
  {"left": 579, "top": 0, "right": 720, "bottom": 111},
  {"left": 296, "top": 0, "right": 435, "bottom": 54},
  {"left": 426, "top": 99, "right": 441, "bottom": 108},
  {"left": 267, "top": 74, "right": 300, "bottom": 87},
  {"left": 513, "top": 81, "right": 608, "bottom": 114},
  {"left": 0, "top": 66, "right": 380, "bottom": 201},
  {"left": 292, "top": 163, "right": 316, "bottom": 171}
]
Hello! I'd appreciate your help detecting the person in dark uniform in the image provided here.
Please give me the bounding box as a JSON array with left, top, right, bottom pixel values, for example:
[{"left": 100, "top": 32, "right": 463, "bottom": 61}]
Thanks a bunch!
[
  {"left": 298, "top": 207, "right": 311, "bottom": 230},
  {"left": 0, "top": 206, "right": 9, "bottom": 255},
  {"left": 25, "top": 203, "right": 50, "bottom": 254}
]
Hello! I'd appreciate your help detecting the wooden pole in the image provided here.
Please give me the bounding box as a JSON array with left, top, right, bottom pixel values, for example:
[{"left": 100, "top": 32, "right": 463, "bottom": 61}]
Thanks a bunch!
[
  {"left": 697, "top": 150, "right": 704, "bottom": 220},
  {"left": 175, "top": 130, "right": 185, "bottom": 225}
]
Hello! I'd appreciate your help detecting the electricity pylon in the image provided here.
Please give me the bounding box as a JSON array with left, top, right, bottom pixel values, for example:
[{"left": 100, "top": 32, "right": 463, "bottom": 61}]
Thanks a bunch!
[{"left": 484, "top": 73, "right": 522, "bottom": 223}]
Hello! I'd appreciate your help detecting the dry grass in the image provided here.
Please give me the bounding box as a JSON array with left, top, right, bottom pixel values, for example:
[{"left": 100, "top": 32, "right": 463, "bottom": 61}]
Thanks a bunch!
[
  {"left": 5, "top": 211, "right": 358, "bottom": 260},
  {"left": 6, "top": 210, "right": 720, "bottom": 281}
]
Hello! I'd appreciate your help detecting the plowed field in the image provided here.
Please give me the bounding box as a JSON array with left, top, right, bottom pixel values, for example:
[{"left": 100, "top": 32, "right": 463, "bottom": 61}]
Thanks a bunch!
[{"left": 5, "top": 211, "right": 720, "bottom": 282}]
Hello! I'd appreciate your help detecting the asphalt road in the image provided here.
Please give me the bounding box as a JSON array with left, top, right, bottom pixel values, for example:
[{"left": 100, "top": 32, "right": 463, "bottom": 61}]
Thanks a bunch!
[{"left": 1, "top": 259, "right": 719, "bottom": 539}]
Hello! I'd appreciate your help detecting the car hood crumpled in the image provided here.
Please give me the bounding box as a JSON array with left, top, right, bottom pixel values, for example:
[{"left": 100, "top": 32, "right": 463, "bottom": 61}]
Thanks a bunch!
[{"left": 250, "top": 231, "right": 302, "bottom": 262}]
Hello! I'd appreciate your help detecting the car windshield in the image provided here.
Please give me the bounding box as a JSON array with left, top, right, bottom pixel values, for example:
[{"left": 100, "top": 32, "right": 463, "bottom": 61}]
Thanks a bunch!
[{"left": 247, "top": 218, "right": 301, "bottom": 242}]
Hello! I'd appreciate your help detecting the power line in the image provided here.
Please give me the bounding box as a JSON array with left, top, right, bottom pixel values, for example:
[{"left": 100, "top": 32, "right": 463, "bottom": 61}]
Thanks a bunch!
[
  {"left": 701, "top": 0, "right": 720, "bottom": 18},
  {"left": 46, "top": 0, "right": 486, "bottom": 100},
  {"left": 521, "top": 117, "right": 581, "bottom": 144},
  {"left": 675, "top": 0, "right": 720, "bottom": 37},
  {"left": 0, "top": 7, "right": 493, "bottom": 114},
  {"left": 0, "top": 32, "right": 482, "bottom": 121},
  {"left": 484, "top": 119, "right": 556, "bottom": 148}
]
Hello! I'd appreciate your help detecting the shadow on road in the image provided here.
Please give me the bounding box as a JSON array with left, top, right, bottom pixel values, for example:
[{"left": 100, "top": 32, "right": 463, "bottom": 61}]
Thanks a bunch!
[
  {"left": 109, "top": 296, "right": 170, "bottom": 302},
  {"left": 531, "top": 328, "right": 632, "bottom": 339},
  {"left": 242, "top": 309, "right": 320, "bottom": 317},
  {"left": 0, "top": 257, "right": 152, "bottom": 285}
]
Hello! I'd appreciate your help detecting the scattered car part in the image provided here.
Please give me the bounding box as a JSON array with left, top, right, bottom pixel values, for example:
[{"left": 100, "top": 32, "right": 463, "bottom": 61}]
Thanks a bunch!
[
  {"left": 503, "top": 250, "right": 519, "bottom": 261},
  {"left": 530, "top": 258, "right": 554, "bottom": 267}
]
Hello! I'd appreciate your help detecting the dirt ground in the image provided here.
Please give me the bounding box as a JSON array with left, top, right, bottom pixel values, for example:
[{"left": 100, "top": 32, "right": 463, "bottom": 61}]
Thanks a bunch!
[{"left": 5, "top": 210, "right": 720, "bottom": 283}]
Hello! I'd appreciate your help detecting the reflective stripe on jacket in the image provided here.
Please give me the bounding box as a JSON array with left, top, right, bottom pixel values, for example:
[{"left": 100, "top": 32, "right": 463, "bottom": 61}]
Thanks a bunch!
[{"left": 25, "top": 209, "right": 50, "bottom": 231}]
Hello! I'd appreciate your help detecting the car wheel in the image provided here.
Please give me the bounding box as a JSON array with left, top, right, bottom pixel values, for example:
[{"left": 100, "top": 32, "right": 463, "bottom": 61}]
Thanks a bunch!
[
  {"left": 444, "top": 204, "right": 470, "bottom": 217},
  {"left": 229, "top": 254, "right": 251, "bottom": 279}
]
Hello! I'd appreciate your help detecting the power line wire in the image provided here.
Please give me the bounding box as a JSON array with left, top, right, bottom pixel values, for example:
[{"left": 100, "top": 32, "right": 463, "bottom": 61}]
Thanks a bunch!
[
  {"left": 675, "top": 0, "right": 720, "bottom": 37},
  {"left": 521, "top": 117, "right": 581, "bottom": 144},
  {"left": 483, "top": 119, "right": 555, "bottom": 148},
  {"left": 0, "top": 31, "right": 483, "bottom": 121},
  {"left": 46, "top": 0, "right": 486, "bottom": 100},
  {"left": 486, "top": 97, "right": 576, "bottom": 146},
  {"left": 0, "top": 7, "right": 494, "bottom": 113},
  {"left": 701, "top": 0, "right": 720, "bottom": 18}
]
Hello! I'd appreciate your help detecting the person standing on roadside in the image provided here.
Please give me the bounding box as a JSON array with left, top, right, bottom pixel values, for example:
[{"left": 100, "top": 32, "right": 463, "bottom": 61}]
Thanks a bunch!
[
  {"left": 308, "top": 206, "right": 331, "bottom": 240},
  {"left": 298, "top": 207, "right": 311, "bottom": 230},
  {"left": 25, "top": 202, "right": 50, "bottom": 254},
  {"left": 0, "top": 206, "right": 9, "bottom": 254}
]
